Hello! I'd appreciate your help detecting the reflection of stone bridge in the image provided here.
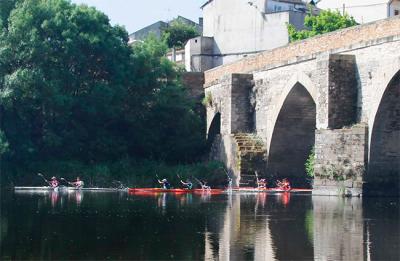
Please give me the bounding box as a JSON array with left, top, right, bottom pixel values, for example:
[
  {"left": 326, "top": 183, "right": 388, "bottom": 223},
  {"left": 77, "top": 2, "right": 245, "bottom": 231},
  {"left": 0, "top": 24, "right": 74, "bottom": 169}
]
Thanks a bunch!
[{"left": 202, "top": 17, "right": 400, "bottom": 196}]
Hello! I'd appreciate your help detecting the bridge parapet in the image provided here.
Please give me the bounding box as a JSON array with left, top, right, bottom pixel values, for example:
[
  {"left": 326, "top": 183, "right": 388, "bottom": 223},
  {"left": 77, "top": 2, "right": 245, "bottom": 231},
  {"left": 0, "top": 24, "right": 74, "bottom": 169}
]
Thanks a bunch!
[{"left": 204, "top": 16, "right": 400, "bottom": 86}]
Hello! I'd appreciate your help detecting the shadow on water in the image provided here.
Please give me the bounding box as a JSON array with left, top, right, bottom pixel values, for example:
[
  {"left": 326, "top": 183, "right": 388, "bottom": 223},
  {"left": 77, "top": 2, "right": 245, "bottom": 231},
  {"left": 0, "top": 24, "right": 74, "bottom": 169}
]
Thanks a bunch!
[{"left": 0, "top": 190, "right": 399, "bottom": 260}]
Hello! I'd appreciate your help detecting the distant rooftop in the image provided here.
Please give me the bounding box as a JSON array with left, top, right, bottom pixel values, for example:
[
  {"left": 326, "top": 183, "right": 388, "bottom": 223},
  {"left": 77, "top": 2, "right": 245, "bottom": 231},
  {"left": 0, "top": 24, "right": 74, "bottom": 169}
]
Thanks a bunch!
[
  {"left": 129, "top": 16, "right": 202, "bottom": 42},
  {"left": 201, "top": 0, "right": 307, "bottom": 9}
]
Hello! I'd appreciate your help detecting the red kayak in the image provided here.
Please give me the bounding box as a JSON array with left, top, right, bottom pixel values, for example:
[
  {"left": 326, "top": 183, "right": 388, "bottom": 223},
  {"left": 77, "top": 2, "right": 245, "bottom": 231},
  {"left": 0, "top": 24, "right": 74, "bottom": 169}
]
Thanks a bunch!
[
  {"left": 128, "top": 188, "right": 225, "bottom": 195},
  {"left": 129, "top": 188, "right": 191, "bottom": 193},
  {"left": 193, "top": 188, "right": 225, "bottom": 195}
]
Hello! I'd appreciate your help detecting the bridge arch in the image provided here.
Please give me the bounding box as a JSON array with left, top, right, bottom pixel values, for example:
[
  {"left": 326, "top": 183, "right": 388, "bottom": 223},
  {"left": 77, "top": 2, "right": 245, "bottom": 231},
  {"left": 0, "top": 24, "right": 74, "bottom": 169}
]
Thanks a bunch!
[
  {"left": 367, "top": 69, "right": 400, "bottom": 195},
  {"left": 207, "top": 112, "right": 221, "bottom": 142},
  {"left": 267, "top": 73, "right": 317, "bottom": 187},
  {"left": 267, "top": 72, "right": 317, "bottom": 151}
]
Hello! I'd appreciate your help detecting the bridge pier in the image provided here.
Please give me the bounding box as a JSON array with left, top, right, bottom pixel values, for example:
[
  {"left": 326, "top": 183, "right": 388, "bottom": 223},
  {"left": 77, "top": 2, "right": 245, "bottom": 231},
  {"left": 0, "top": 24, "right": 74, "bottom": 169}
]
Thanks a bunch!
[
  {"left": 312, "top": 125, "right": 368, "bottom": 197},
  {"left": 204, "top": 19, "right": 400, "bottom": 195}
]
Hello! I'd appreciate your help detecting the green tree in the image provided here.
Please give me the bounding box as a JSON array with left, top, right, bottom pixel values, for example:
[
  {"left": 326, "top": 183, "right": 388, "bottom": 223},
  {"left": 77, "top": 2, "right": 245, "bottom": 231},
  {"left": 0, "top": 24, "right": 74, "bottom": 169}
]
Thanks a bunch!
[
  {"left": 1, "top": 0, "right": 134, "bottom": 163},
  {"left": 0, "top": 0, "right": 19, "bottom": 28},
  {"left": 305, "top": 147, "right": 315, "bottom": 178},
  {"left": 162, "top": 20, "right": 200, "bottom": 49},
  {"left": 0, "top": 0, "right": 206, "bottom": 181},
  {"left": 288, "top": 9, "right": 357, "bottom": 42},
  {"left": 130, "top": 36, "right": 205, "bottom": 162}
]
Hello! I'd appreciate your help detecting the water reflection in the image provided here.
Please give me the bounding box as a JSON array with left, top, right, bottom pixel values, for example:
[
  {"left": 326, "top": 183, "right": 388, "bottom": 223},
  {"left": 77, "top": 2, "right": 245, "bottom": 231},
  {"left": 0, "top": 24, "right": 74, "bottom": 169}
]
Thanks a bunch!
[
  {"left": 313, "top": 197, "right": 364, "bottom": 261},
  {"left": 1, "top": 190, "right": 399, "bottom": 260}
]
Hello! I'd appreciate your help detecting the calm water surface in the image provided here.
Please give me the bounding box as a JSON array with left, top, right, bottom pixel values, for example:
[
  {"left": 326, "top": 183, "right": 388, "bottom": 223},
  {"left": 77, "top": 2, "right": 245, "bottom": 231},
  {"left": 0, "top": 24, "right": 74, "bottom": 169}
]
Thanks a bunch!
[{"left": 1, "top": 190, "right": 399, "bottom": 260}]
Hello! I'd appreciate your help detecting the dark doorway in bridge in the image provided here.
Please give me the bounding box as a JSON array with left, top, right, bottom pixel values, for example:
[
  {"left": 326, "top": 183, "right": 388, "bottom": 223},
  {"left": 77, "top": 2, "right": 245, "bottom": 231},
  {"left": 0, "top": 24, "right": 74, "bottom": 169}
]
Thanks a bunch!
[
  {"left": 207, "top": 112, "right": 221, "bottom": 150},
  {"left": 367, "top": 71, "right": 400, "bottom": 196},
  {"left": 267, "top": 83, "right": 316, "bottom": 188}
]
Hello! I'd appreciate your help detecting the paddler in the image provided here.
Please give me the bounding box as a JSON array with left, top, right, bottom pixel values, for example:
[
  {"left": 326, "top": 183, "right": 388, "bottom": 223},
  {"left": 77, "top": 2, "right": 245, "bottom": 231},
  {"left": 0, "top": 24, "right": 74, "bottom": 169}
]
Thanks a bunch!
[
  {"left": 180, "top": 179, "right": 193, "bottom": 190},
  {"left": 277, "top": 178, "right": 291, "bottom": 190},
  {"left": 200, "top": 180, "right": 211, "bottom": 190},
  {"left": 71, "top": 177, "right": 84, "bottom": 188},
  {"left": 158, "top": 178, "right": 171, "bottom": 189},
  {"left": 50, "top": 177, "right": 59, "bottom": 188},
  {"left": 257, "top": 178, "right": 267, "bottom": 189}
]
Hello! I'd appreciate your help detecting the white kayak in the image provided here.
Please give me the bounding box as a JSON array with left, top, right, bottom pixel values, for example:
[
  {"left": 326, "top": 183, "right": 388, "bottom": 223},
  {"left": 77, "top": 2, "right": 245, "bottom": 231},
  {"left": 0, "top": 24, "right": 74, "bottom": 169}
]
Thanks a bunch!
[{"left": 14, "top": 186, "right": 126, "bottom": 192}]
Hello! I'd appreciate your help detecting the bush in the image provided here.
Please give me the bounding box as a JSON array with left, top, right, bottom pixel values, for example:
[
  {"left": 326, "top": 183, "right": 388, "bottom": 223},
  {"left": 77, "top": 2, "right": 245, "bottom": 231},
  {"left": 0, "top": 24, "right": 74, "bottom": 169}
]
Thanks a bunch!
[{"left": 305, "top": 147, "right": 315, "bottom": 178}]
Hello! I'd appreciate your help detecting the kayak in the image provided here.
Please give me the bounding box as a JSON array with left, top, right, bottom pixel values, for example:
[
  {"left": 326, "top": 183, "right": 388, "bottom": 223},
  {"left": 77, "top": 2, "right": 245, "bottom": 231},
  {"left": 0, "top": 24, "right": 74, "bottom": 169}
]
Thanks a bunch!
[
  {"left": 229, "top": 187, "right": 312, "bottom": 193},
  {"left": 14, "top": 186, "right": 126, "bottom": 192},
  {"left": 193, "top": 188, "right": 225, "bottom": 195},
  {"left": 129, "top": 188, "right": 193, "bottom": 193},
  {"left": 128, "top": 188, "right": 225, "bottom": 194}
]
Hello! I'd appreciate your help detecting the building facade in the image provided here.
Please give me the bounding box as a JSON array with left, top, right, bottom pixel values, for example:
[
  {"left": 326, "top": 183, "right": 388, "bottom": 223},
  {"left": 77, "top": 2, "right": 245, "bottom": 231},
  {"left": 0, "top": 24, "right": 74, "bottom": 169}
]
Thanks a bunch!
[
  {"left": 317, "top": 0, "right": 400, "bottom": 24},
  {"left": 128, "top": 16, "right": 202, "bottom": 43},
  {"left": 185, "top": 0, "right": 311, "bottom": 72}
]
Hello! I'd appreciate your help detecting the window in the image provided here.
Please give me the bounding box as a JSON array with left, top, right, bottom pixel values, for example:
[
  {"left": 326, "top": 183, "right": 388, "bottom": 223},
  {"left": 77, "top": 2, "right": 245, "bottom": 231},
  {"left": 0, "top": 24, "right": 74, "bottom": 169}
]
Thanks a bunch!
[{"left": 395, "top": 10, "right": 399, "bottom": 16}]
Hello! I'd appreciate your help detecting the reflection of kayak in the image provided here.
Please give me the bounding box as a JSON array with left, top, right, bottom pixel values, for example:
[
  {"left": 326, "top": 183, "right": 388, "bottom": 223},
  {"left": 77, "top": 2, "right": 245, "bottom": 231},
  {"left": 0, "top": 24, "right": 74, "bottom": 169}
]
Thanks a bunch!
[
  {"left": 229, "top": 187, "right": 311, "bottom": 193},
  {"left": 129, "top": 188, "right": 191, "bottom": 193},
  {"left": 193, "top": 189, "right": 225, "bottom": 195},
  {"left": 128, "top": 188, "right": 225, "bottom": 194},
  {"left": 14, "top": 186, "right": 126, "bottom": 192}
]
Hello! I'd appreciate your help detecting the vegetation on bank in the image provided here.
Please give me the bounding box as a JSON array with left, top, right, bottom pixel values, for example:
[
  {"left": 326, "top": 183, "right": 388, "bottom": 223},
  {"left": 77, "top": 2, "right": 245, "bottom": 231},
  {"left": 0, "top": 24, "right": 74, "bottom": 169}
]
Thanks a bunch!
[
  {"left": 162, "top": 20, "right": 200, "bottom": 49},
  {"left": 4, "top": 159, "right": 226, "bottom": 188},
  {"left": 0, "top": 0, "right": 212, "bottom": 186},
  {"left": 305, "top": 147, "right": 315, "bottom": 179},
  {"left": 288, "top": 9, "right": 358, "bottom": 42}
]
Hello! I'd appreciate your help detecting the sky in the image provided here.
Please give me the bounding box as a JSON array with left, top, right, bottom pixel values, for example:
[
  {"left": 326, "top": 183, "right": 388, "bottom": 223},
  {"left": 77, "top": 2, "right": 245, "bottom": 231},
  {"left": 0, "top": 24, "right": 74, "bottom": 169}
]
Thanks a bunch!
[{"left": 70, "top": 0, "right": 205, "bottom": 34}]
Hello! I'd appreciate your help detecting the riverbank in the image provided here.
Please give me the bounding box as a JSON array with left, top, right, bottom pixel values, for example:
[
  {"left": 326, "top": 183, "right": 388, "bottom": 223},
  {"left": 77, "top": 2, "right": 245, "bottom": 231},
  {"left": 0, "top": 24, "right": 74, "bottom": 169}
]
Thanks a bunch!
[{"left": 1, "top": 159, "right": 226, "bottom": 188}]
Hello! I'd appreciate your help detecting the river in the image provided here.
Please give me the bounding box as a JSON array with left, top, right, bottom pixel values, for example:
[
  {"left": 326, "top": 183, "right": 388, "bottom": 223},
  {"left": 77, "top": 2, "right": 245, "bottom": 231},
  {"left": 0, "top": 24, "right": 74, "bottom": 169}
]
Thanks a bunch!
[{"left": 1, "top": 190, "right": 399, "bottom": 260}]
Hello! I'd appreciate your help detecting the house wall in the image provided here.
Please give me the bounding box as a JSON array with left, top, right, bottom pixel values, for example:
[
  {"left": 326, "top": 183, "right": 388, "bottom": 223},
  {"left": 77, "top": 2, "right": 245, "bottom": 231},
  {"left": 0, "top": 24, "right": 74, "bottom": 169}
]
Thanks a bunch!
[
  {"left": 202, "top": 0, "right": 306, "bottom": 67},
  {"left": 317, "top": 0, "right": 390, "bottom": 23}
]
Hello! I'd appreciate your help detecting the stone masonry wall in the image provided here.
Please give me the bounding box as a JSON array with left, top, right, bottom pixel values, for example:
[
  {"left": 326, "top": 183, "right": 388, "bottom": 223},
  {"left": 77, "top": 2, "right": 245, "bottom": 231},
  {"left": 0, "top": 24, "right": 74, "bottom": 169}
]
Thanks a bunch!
[
  {"left": 230, "top": 74, "right": 253, "bottom": 133},
  {"left": 328, "top": 55, "right": 358, "bottom": 128},
  {"left": 204, "top": 16, "right": 400, "bottom": 86},
  {"left": 182, "top": 72, "right": 204, "bottom": 101},
  {"left": 204, "top": 17, "right": 400, "bottom": 195},
  {"left": 313, "top": 124, "right": 368, "bottom": 196}
]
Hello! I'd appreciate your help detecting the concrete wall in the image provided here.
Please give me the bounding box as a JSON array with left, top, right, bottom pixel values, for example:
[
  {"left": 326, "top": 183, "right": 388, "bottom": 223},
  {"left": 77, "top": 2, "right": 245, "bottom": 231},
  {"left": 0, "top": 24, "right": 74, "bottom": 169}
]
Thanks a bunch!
[
  {"left": 317, "top": 0, "right": 391, "bottom": 24},
  {"left": 185, "top": 36, "right": 214, "bottom": 72},
  {"left": 202, "top": 0, "right": 306, "bottom": 67},
  {"left": 390, "top": 1, "right": 400, "bottom": 16}
]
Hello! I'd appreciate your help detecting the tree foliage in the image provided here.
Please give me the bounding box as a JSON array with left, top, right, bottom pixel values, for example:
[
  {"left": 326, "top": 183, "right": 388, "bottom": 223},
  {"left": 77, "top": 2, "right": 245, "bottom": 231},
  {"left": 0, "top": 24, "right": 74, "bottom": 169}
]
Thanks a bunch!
[
  {"left": 288, "top": 9, "right": 357, "bottom": 42},
  {"left": 305, "top": 147, "right": 315, "bottom": 178},
  {"left": 162, "top": 20, "right": 200, "bottom": 49},
  {"left": 0, "top": 0, "right": 206, "bottom": 178}
]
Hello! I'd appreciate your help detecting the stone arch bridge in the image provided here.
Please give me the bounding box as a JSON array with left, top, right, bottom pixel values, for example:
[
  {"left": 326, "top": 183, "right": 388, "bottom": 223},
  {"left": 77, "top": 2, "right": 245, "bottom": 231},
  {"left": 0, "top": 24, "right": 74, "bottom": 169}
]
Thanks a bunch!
[{"left": 200, "top": 17, "right": 400, "bottom": 196}]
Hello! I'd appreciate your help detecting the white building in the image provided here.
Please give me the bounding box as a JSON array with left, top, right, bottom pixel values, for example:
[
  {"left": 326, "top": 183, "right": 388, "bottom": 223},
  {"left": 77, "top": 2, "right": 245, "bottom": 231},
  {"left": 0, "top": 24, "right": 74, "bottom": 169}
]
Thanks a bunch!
[
  {"left": 317, "top": 0, "right": 400, "bottom": 24},
  {"left": 185, "top": 0, "right": 312, "bottom": 71}
]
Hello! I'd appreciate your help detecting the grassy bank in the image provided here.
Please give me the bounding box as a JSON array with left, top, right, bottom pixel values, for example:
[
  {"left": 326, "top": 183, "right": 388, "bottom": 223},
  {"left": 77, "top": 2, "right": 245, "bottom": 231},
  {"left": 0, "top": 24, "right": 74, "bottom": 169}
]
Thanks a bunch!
[{"left": 1, "top": 159, "right": 227, "bottom": 189}]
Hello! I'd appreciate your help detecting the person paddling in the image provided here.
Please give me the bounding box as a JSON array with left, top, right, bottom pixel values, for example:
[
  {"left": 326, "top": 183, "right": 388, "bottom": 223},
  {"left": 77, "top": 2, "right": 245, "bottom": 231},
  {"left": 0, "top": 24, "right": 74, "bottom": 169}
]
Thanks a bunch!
[
  {"left": 192, "top": 176, "right": 211, "bottom": 190},
  {"left": 257, "top": 178, "right": 267, "bottom": 189},
  {"left": 180, "top": 179, "right": 193, "bottom": 190},
  {"left": 277, "top": 178, "right": 291, "bottom": 191},
  {"left": 158, "top": 178, "right": 171, "bottom": 189},
  {"left": 200, "top": 180, "right": 211, "bottom": 190},
  {"left": 70, "top": 177, "right": 84, "bottom": 188},
  {"left": 49, "top": 177, "right": 59, "bottom": 188}
]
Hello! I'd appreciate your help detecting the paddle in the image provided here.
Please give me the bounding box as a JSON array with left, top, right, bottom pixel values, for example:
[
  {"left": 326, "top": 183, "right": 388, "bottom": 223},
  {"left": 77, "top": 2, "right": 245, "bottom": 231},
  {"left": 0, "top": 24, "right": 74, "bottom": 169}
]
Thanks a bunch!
[
  {"left": 192, "top": 176, "right": 210, "bottom": 190},
  {"left": 192, "top": 176, "right": 202, "bottom": 185},
  {"left": 112, "top": 180, "right": 126, "bottom": 189},
  {"left": 38, "top": 173, "right": 51, "bottom": 186},
  {"left": 177, "top": 173, "right": 183, "bottom": 182},
  {"left": 60, "top": 178, "right": 73, "bottom": 186}
]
